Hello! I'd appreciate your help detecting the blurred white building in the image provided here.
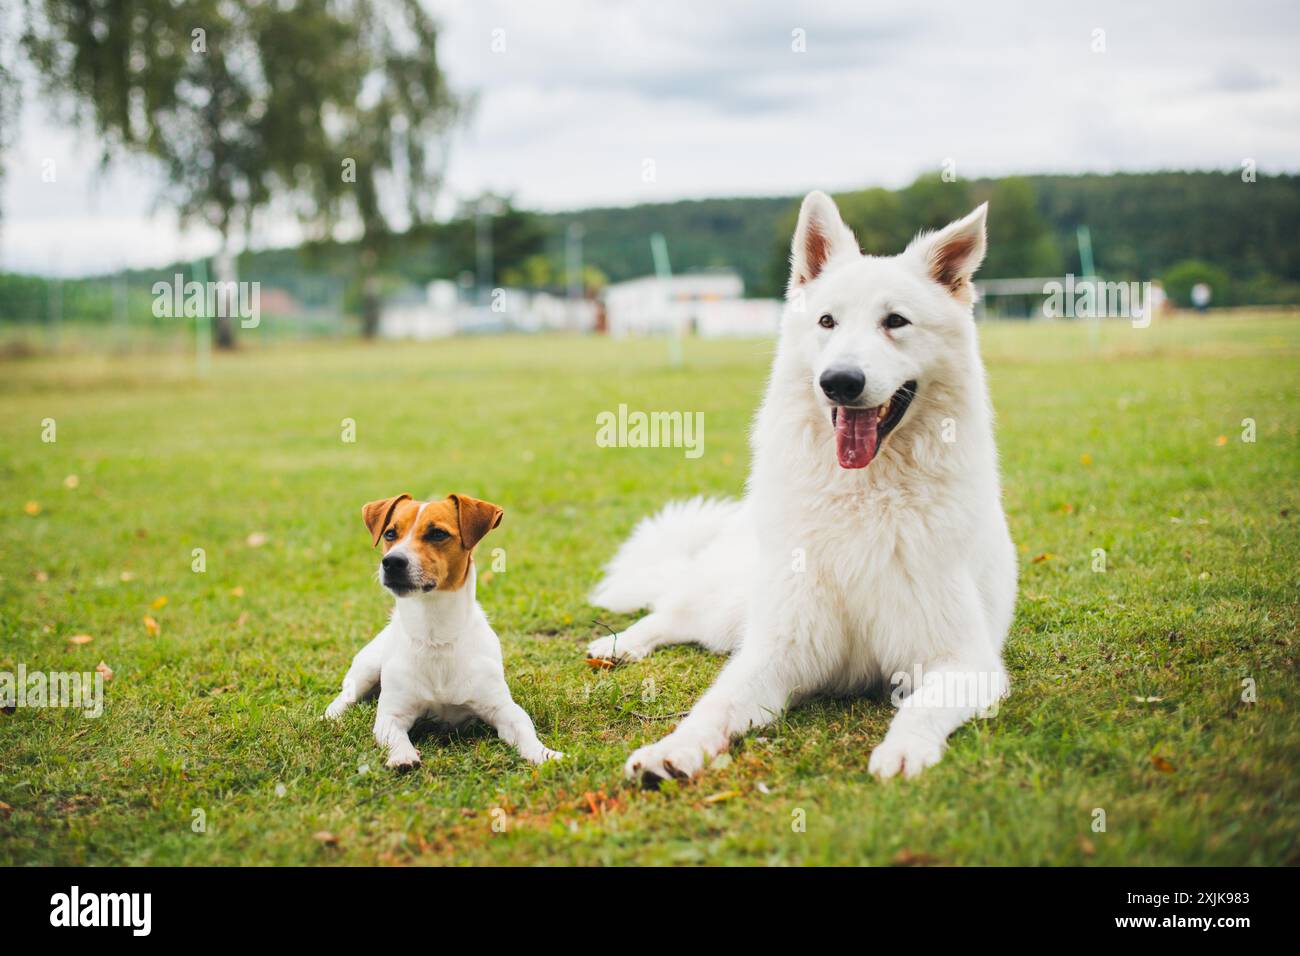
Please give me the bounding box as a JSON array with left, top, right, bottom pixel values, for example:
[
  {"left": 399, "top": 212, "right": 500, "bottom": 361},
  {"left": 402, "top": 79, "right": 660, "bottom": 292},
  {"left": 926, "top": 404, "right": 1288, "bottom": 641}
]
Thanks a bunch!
[
  {"left": 380, "top": 280, "right": 598, "bottom": 339},
  {"left": 382, "top": 271, "right": 782, "bottom": 339},
  {"left": 603, "top": 270, "right": 782, "bottom": 338}
]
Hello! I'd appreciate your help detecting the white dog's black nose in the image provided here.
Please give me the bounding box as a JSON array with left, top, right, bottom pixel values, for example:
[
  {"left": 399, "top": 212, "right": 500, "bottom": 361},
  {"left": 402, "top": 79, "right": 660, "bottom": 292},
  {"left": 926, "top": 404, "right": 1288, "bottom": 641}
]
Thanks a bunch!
[
  {"left": 820, "top": 367, "right": 866, "bottom": 404},
  {"left": 381, "top": 554, "right": 408, "bottom": 574}
]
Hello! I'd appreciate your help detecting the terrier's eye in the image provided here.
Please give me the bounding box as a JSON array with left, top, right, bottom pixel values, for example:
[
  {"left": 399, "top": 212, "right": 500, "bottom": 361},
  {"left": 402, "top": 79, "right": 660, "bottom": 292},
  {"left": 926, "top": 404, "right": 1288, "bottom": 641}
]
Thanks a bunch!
[
  {"left": 425, "top": 527, "right": 451, "bottom": 543},
  {"left": 883, "top": 313, "right": 911, "bottom": 329},
  {"left": 818, "top": 314, "right": 836, "bottom": 330},
  {"left": 383, "top": 527, "right": 398, "bottom": 541}
]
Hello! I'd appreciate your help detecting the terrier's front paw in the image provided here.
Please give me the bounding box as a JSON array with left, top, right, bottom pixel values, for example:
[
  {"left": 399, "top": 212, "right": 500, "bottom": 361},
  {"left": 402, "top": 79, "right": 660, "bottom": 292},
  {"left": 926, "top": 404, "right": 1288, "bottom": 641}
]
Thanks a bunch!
[
  {"left": 624, "top": 734, "right": 714, "bottom": 787},
  {"left": 323, "top": 696, "right": 351, "bottom": 721},
  {"left": 868, "top": 731, "right": 945, "bottom": 780},
  {"left": 586, "top": 634, "right": 645, "bottom": 663}
]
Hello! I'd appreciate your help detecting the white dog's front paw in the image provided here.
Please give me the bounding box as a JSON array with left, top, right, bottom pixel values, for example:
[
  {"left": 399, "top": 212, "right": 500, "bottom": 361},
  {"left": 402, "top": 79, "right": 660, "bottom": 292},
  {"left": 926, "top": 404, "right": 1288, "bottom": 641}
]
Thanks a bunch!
[
  {"left": 869, "top": 731, "right": 945, "bottom": 780},
  {"left": 385, "top": 743, "right": 421, "bottom": 771},
  {"left": 586, "top": 634, "right": 645, "bottom": 663},
  {"left": 624, "top": 734, "right": 716, "bottom": 786},
  {"left": 518, "top": 742, "right": 564, "bottom": 764}
]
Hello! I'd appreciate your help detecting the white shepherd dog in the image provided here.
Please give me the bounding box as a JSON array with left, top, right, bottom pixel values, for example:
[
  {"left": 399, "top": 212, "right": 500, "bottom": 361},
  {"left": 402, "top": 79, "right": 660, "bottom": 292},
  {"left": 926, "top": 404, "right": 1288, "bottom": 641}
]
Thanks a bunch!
[{"left": 588, "top": 191, "right": 1017, "bottom": 783}]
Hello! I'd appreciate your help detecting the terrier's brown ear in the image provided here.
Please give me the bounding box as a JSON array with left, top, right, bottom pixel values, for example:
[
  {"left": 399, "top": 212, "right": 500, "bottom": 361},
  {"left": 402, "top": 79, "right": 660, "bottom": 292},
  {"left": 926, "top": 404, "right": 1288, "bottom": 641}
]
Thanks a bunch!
[
  {"left": 362, "top": 494, "right": 412, "bottom": 547},
  {"left": 448, "top": 494, "right": 504, "bottom": 552}
]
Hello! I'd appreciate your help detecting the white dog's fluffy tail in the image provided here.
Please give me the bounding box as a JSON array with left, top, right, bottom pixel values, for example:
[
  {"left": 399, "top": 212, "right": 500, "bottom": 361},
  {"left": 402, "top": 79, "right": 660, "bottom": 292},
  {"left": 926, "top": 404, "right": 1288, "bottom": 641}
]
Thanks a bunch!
[{"left": 589, "top": 496, "right": 743, "bottom": 612}]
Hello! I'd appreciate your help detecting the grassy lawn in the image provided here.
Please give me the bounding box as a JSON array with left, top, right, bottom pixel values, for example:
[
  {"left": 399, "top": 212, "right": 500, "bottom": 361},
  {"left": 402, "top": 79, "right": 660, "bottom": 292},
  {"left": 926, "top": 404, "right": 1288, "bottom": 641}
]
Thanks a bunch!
[{"left": 1, "top": 314, "right": 1297, "bottom": 866}]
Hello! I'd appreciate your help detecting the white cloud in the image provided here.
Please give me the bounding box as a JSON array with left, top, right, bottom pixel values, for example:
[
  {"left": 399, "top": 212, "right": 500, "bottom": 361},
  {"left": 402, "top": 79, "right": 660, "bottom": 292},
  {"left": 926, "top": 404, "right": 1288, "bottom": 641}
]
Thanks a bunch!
[{"left": 4, "top": 0, "right": 1299, "bottom": 275}]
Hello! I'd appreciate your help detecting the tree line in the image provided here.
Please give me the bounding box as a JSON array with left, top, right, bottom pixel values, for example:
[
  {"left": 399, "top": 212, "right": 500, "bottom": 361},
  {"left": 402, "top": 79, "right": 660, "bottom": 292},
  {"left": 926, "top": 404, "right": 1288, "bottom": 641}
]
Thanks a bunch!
[{"left": 536, "top": 171, "right": 1300, "bottom": 306}]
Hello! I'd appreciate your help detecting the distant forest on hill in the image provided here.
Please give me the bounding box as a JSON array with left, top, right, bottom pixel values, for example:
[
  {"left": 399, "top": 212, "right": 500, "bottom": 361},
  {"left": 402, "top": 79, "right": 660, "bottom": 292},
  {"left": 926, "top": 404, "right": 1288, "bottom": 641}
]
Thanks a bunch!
[
  {"left": 2, "top": 171, "right": 1299, "bottom": 326},
  {"left": 540, "top": 172, "right": 1300, "bottom": 304}
]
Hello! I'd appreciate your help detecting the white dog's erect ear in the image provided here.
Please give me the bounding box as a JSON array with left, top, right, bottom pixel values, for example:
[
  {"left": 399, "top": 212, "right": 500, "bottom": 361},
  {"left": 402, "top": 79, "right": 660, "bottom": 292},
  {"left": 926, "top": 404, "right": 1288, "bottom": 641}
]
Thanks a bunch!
[
  {"left": 908, "top": 203, "right": 988, "bottom": 302},
  {"left": 787, "top": 190, "right": 859, "bottom": 295}
]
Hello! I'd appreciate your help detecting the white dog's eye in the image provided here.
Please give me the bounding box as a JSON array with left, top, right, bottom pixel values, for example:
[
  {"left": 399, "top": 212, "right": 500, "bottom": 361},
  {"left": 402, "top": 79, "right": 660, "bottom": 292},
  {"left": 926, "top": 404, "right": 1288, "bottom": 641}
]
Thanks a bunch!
[
  {"left": 883, "top": 313, "right": 911, "bottom": 329},
  {"left": 818, "top": 314, "right": 836, "bottom": 330}
]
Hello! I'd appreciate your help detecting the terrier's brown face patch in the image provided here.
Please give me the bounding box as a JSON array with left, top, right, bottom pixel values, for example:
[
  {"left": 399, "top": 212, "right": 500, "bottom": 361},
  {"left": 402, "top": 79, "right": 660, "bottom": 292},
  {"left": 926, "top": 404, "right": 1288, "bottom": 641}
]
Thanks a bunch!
[{"left": 362, "top": 493, "right": 503, "bottom": 594}]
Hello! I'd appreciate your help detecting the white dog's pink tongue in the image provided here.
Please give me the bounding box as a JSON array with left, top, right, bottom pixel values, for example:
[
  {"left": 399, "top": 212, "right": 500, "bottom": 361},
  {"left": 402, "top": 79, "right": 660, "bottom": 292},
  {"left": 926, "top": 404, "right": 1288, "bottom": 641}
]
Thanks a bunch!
[{"left": 835, "top": 407, "right": 878, "bottom": 469}]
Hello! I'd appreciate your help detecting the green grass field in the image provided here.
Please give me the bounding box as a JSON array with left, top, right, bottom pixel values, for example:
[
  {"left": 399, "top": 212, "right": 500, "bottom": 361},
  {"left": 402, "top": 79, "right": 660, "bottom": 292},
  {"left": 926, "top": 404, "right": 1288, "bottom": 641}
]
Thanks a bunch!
[{"left": 1, "top": 314, "right": 1297, "bottom": 865}]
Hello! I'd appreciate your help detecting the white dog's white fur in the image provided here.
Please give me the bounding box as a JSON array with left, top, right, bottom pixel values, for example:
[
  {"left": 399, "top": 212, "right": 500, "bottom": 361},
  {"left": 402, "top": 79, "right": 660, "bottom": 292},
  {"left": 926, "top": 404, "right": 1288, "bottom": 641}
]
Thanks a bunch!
[
  {"left": 589, "top": 192, "right": 1017, "bottom": 782},
  {"left": 325, "top": 496, "right": 562, "bottom": 768}
]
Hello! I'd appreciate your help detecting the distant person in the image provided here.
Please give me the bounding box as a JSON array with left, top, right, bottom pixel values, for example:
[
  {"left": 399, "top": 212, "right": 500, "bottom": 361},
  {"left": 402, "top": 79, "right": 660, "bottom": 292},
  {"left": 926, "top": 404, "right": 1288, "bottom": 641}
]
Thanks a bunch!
[{"left": 1191, "top": 281, "right": 1212, "bottom": 313}]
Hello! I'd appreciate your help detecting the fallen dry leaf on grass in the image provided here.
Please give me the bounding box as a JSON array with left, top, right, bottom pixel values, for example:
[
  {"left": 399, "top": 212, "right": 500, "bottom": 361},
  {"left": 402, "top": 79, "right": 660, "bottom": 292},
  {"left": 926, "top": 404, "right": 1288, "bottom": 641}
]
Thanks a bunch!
[
  {"left": 95, "top": 661, "right": 113, "bottom": 681},
  {"left": 32, "top": 570, "right": 49, "bottom": 582},
  {"left": 57, "top": 794, "right": 95, "bottom": 814},
  {"left": 584, "top": 657, "right": 616, "bottom": 670},
  {"left": 1031, "top": 552, "right": 1054, "bottom": 563},
  {"left": 66, "top": 634, "right": 93, "bottom": 645},
  {"left": 581, "top": 790, "right": 620, "bottom": 815},
  {"left": 150, "top": 596, "right": 168, "bottom": 610},
  {"left": 891, "top": 848, "right": 940, "bottom": 867},
  {"left": 312, "top": 831, "right": 339, "bottom": 846},
  {"left": 142, "top": 615, "right": 160, "bottom": 636},
  {"left": 702, "top": 790, "right": 741, "bottom": 804},
  {"left": 0, "top": 800, "right": 11, "bottom": 818},
  {"left": 229, "top": 586, "right": 244, "bottom": 598},
  {"left": 1151, "top": 754, "right": 1176, "bottom": 773}
]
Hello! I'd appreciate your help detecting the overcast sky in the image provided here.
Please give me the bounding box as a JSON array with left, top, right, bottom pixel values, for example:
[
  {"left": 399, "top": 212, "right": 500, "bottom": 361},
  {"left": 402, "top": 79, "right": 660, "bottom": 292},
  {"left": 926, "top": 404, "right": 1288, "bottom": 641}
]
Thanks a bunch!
[{"left": 4, "top": 0, "right": 1299, "bottom": 276}]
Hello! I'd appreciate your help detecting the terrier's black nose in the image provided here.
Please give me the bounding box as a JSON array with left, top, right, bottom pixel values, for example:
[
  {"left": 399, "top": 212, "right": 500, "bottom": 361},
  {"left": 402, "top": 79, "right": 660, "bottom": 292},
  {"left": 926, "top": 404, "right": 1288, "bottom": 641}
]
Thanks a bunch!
[
  {"left": 381, "top": 554, "right": 408, "bottom": 574},
  {"left": 819, "top": 367, "right": 866, "bottom": 404}
]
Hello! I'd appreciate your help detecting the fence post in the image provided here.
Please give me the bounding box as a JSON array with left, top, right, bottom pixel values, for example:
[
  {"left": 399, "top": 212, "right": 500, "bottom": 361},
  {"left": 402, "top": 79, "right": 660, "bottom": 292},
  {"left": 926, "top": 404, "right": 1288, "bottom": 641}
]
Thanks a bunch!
[
  {"left": 113, "top": 268, "right": 128, "bottom": 353},
  {"left": 192, "top": 259, "right": 211, "bottom": 378}
]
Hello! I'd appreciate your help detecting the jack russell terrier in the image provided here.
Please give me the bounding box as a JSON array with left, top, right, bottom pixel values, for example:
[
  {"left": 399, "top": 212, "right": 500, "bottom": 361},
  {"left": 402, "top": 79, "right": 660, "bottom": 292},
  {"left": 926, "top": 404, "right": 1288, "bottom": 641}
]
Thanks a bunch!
[{"left": 324, "top": 492, "right": 562, "bottom": 769}]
